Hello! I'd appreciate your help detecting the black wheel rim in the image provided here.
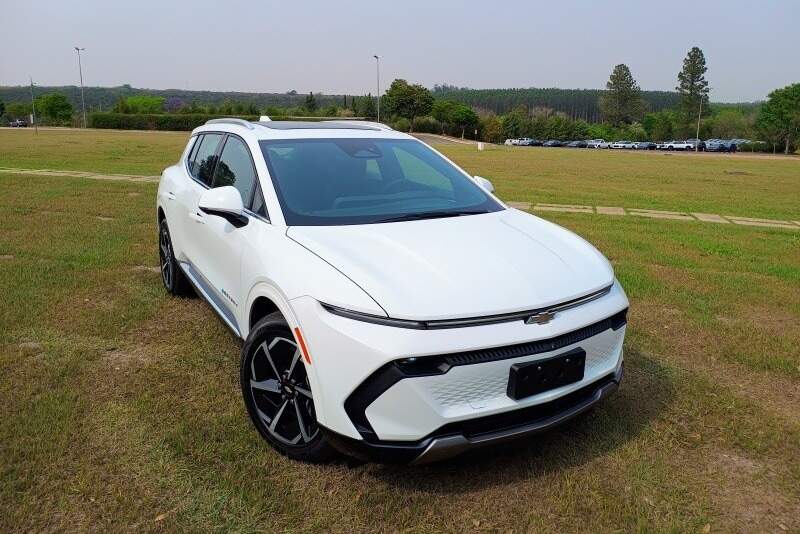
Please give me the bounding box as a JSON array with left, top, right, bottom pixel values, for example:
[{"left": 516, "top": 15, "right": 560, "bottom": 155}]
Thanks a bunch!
[
  {"left": 159, "top": 224, "right": 173, "bottom": 289},
  {"left": 248, "top": 335, "right": 319, "bottom": 446}
]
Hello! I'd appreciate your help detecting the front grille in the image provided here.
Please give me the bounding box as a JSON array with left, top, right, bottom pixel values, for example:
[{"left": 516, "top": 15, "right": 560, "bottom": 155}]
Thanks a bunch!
[{"left": 399, "top": 308, "right": 627, "bottom": 374}]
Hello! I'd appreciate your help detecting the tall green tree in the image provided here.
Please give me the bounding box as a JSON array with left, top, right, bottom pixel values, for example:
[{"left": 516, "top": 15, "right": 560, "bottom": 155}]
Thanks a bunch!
[
  {"left": 382, "top": 79, "right": 434, "bottom": 131},
  {"left": 598, "top": 64, "right": 645, "bottom": 126},
  {"left": 355, "top": 94, "right": 376, "bottom": 119},
  {"left": 756, "top": 83, "right": 800, "bottom": 154},
  {"left": 500, "top": 107, "right": 530, "bottom": 139},
  {"left": 677, "top": 47, "right": 710, "bottom": 120},
  {"left": 711, "top": 109, "right": 750, "bottom": 139},
  {"left": 450, "top": 104, "right": 479, "bottom": 138},
  {"left": 35, "top": 93, "right": 74, "bottom": 123},
  {"left": 304, "top": 92, "right": 318, "bottom": 113},
  {"left": 6, "top": 101, "right": 32, "bottom": 118},
  {"left": 431, "top": 99, "right": 456, "bottom": 132},
  {"left": 0, "top": 100, "right": 5, "bottom": 117}
]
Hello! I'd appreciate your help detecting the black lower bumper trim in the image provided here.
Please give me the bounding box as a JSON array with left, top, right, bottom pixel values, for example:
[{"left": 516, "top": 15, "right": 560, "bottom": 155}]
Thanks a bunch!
[{"left": 326, "top": 366, "right": 623, "bottom": 464}]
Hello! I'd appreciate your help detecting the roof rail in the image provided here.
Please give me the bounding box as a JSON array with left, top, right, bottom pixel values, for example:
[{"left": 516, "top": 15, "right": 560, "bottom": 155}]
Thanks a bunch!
[
  {"left": 204, "top": 117, "right": 255, "bottom": 130},
  {"left": 324, "top": 120, "right": 393, "bottom": 131}
]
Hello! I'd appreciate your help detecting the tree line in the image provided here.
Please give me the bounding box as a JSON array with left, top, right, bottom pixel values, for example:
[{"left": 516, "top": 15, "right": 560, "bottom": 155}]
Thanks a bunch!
[
  {"left": 432, "top": 85, "right": 681, "bottom": 122},
  {"left": 2, "top": 48, "right": 797, "bottom": 152}
]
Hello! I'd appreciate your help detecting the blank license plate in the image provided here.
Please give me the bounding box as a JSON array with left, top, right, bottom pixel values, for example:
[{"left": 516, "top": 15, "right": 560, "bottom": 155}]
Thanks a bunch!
[{"left": 507, "top": 348, "right": 586, "bottom": 400}]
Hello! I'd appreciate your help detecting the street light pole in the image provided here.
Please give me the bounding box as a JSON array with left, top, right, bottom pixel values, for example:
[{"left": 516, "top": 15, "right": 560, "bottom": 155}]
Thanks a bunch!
[
  {"left": 75, "top": 47, "right": 87, "bottom": 128},
  {"left": 373, "top": 55, "right": 381, "bottom": 123},
  {"left": 29, "top": 76, "right": 38, "bottom": 135}
]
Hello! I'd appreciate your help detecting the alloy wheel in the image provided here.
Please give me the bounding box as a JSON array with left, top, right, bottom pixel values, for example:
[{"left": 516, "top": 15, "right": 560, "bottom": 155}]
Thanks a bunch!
[
  {"left": 247, "top": 335, "right": 319, "bottom": 446},
  {"left": 159, "top": 224, "right": 173, "bottom": 289}
]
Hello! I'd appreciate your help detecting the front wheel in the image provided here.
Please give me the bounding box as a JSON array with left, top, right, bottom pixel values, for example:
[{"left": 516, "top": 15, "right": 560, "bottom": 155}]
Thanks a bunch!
[{"left": 240, "top": 312, "right": 337, "bottom": 462}]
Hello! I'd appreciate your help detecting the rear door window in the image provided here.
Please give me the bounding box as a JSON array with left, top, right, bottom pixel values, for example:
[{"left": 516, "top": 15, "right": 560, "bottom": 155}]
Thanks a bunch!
[{"left": 189, "top": 133, "right": 223, "bottom": 186}]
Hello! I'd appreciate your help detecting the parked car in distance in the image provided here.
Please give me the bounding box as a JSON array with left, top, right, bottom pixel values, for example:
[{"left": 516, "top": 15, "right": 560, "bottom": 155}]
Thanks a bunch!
[
  {"left": 586, "top": 139, "right": 607, "bottom": 149},
  {"left": 156, "top": 117, "right": 629, "bottom": 464},
  {"left": 542, "top": 140, "right": 563, "bottom": 147},
  {"left": 659, "top": 140, "right": 693, "bottom": 151},
  {"left": 610, "top": 140, "right": 636, "bottom": 149},
  {"left": 518, "top": 138, "right": 543, "bottom": 146},
  {"left": 566, "top": 140, "right": 587, "bottom": 148},
  {"left": 8, "top": 119, "right": 28, "bottom": 127},
  {"left": 504, "top": 138, "right": 520, "bottom": 146},
  {"left": 635, "top": 142, "right": 657, "bottom": 150},
  {"left": 685, "top": 139, "right": 706, "bottom": 151},
  {"left": 706, "top": 139, "right": 737, "bottom": 152}
]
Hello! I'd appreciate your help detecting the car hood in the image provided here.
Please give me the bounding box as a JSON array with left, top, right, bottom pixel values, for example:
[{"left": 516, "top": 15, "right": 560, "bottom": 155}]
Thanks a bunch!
[{"left": 287, "top": 209, "right": 614, "bottom": 321}]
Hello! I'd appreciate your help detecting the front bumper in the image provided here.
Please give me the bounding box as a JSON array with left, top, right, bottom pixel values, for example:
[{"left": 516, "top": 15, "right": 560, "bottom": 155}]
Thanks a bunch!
[
  {"left": 325, "top": 363, "right": 623, "bottom": 464},
  {"left": 290, "top": 280, "right": 629, "bottom": 458}
]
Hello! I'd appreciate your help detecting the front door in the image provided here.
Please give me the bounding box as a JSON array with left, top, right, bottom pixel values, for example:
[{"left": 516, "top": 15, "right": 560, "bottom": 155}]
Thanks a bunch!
[{"left": 191, "top": 134, "right": 262, "bottom": 331}]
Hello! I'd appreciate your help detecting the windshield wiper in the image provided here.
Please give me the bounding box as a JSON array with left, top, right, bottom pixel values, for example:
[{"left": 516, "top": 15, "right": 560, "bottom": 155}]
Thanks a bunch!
[{"left": 374, "top": 210, "right": 489, "bottom": 223}]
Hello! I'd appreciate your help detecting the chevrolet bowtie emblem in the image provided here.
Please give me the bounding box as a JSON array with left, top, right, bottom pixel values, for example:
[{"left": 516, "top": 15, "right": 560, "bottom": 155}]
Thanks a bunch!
[{"left": 525, "top": 311, "right": 556, "bottom": 325}]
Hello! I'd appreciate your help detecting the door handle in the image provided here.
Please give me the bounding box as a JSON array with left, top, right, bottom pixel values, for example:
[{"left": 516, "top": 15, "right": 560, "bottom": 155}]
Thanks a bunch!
[
  {"left": 163, "top": 191, "right": 176, "bottom": 201},
  {"left": 189, "top": 212, "right": 205, "bottom": 224}
]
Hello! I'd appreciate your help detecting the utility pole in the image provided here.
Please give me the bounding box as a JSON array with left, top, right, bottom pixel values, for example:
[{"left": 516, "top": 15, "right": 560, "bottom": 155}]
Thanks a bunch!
[
  {"left": 29, "top": 76, "right": 38, "bottom": 135},
  {"left": 373, "top": 55, "right": 381, "bottom": 123},
  {"left": 75, "top": 47, "right": 87, "bottom": 127}
]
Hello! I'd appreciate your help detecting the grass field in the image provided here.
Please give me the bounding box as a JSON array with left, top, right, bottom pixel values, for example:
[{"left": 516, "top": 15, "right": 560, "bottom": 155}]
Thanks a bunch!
[{"left": 1, "top": 128, "right": 799, "bottom": 532}]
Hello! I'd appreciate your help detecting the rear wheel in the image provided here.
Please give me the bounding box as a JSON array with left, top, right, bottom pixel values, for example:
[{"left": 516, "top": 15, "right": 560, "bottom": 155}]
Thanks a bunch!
[
  {"left": 241, "top": 312, "right": 337, "bottom": 462},
  {"left": 158, "top": 219, "right": 192, "bottom": 296}
]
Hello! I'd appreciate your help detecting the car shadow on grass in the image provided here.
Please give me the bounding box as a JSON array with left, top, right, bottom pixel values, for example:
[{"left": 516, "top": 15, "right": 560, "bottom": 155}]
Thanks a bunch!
[{"left": 364, "top": 347, "right": 674, "bottom": 493}]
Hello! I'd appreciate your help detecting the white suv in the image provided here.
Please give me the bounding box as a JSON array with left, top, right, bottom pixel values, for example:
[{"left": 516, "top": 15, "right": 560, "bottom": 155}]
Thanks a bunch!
[{"left": 157, "top": 118, "right": 629, "bottom": 463}]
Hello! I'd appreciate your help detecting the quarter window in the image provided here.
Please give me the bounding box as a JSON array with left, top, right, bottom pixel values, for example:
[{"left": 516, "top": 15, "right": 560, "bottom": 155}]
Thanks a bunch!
[
  {"left": 212, "top": 136, "right": 257, "bottom": 207},
  {"left": 190, "top": 133, "right": 223, "bottom": 185}
]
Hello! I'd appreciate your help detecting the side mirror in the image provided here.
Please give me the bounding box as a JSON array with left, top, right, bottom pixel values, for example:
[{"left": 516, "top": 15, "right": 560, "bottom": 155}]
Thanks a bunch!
[
  {"left": 198, "top": 186, "right": 248, "bottom": 227},
  {"left": 474, "top": 175, "right": 495, "bottom": 194}
]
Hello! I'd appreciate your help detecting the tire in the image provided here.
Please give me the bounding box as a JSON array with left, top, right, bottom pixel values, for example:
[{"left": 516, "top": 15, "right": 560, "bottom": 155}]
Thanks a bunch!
[
  {"left": 158, "top": 218, "right": 192, "bottom": 296},
  {"left": 240, "top": 312, "right": 338, "bottom": 463}
]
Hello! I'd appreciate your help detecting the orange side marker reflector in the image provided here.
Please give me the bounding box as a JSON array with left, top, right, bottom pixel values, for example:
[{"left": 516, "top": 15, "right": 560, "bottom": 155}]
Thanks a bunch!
[{"left": 294, "top": 327, "right": 312, "bottom": 364}]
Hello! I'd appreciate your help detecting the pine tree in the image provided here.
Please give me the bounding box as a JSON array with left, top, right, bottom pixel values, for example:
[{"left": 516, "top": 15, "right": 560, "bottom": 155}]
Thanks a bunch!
[
  {"left": 677, "top": 47, "right": 710, "bottom": 119},
  {"left": 598, "top": 64, "right": 645, "bottom": 126}
]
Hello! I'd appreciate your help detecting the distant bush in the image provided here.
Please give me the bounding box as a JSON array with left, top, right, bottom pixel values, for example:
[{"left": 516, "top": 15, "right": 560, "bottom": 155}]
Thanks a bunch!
[
  {"left": 88, "top": 113, "right": 368, "bottom": 131},
  {"left": 390, "top": 117, "right": 411, "bottom": 132},
  {"left": 411, "top": 116, "right": 442, "bottom": 134},
  {"left": 88, "top": 112, "right": 235, "bottom": 130}
]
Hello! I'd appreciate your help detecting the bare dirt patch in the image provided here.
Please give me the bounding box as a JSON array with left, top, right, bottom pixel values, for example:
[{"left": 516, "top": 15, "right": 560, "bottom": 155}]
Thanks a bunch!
[
  {"left": 0, "top": 254, "right": 14, "bottom": 260},
  {"left": 104, "top": 347, "right": 152, "bottom": 368},
  {"left": 131, "top": 265, "right": 160, "bottom": 274},
  {"left": 634, "top": 299, "right": 800, "bottom": 425},
  {"left": 703, "top": 451, "right": 799, "bottom": 532},
  {"left": 96, "top": 216, "right": 114, "bottom": 222},
  {"left": 18, "top": 341, "right": 43, "bottom": 352}
]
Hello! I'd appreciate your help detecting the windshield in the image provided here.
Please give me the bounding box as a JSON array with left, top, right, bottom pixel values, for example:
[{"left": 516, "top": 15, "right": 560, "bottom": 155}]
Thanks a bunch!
[{"left": 259, "top": 138, "right": 502, "bottom": 226}]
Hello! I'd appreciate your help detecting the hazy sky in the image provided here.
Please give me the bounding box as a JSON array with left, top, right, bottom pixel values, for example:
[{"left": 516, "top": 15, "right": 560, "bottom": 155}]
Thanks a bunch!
[{"left": 1, "top": 0, "right": 797, "bottom": 102}]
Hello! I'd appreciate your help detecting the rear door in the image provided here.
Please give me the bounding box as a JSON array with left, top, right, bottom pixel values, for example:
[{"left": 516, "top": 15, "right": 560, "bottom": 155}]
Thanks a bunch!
[{"left": 178, "top": 132, "right": 224, "bottom": 265}]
